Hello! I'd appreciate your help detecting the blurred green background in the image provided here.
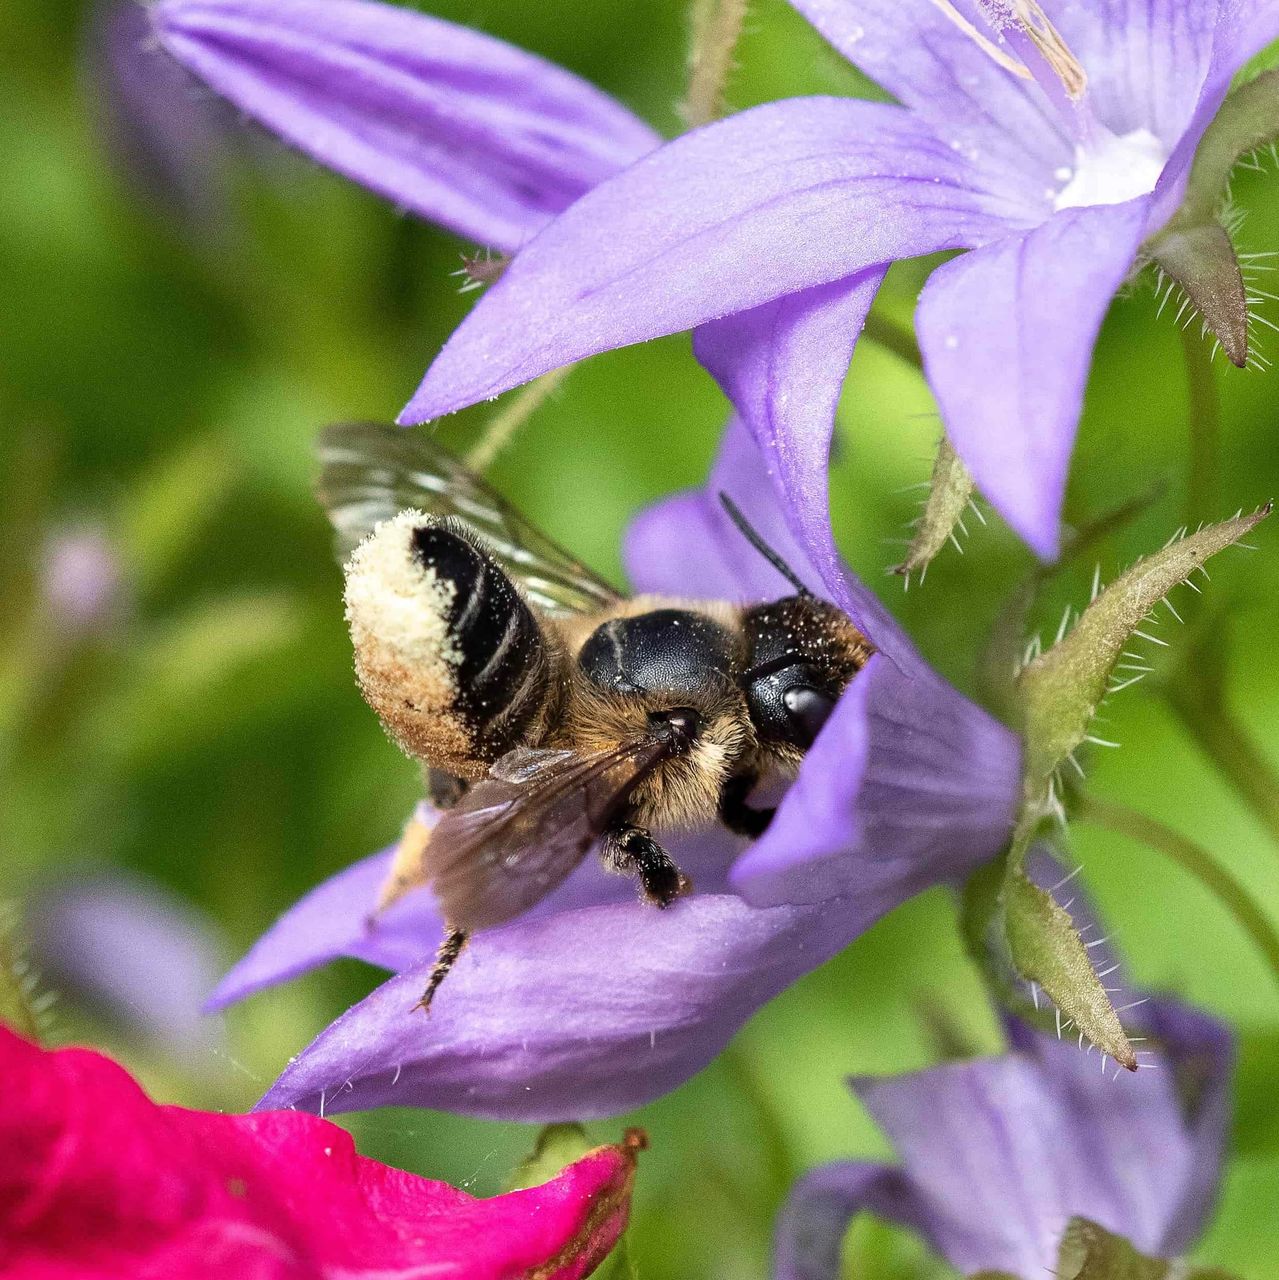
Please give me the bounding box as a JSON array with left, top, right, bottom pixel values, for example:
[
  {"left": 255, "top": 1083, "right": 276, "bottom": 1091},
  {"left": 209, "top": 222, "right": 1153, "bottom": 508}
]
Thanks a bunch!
[{"left": 2, "top": 1, "right": 1278, "bottom": 1275}]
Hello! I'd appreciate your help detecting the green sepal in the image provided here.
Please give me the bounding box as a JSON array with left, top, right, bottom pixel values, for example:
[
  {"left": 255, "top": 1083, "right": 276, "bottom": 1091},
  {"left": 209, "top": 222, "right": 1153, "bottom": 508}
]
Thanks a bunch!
[
  {"left": 1149, "top": 223, "right": 1248, "bottom": 367},
  {"left": 1003, "top": 864, "right": 1136, "bottom": 1070},
  {"left": 505, "top": 1122, "right": 593, "bottom": 1192},
  {"left": 1145, "top": 68, "right": 1279, "bottom": 366},
  {"left": 1170, "top": 68, "right": 1279, "bottom": 231},
  {"left": 1018, "top": 506, "right": 1271, "bottom": 781},
  {"left": 1057, "top": 1217, "right": 1241, "bottom": 1280},
  {"left": 890, "top": 436, "right": 976, "bottom": 580}
]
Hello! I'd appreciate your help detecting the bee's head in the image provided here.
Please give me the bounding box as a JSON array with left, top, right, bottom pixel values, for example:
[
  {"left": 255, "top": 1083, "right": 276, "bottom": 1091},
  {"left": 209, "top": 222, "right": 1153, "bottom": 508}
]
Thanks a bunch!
[{"left": 741, "top": 596, "right": 871, "bottom": 751}]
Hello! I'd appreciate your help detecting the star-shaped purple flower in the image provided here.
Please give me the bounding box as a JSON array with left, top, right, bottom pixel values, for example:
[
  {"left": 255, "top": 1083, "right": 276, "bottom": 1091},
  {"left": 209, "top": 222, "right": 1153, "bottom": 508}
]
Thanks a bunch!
[
  {"left": 398, "top": 0, "right": 1279, "bottom": 559},
  {"left": 775, "top": 993, "right": 1232, "bottom": 1278},
  {"left": 207, "top": 421, "right": 1020, "bottom": 1122}
]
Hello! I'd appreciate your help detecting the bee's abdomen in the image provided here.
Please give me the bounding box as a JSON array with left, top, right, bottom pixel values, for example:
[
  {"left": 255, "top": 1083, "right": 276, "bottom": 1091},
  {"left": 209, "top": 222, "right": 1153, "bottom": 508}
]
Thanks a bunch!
[
  {"left": 344, "top": 512, "right": 552, "bottom": 777},
  {"left": 409, "top": 524, "right": 549, "bottom": 756}
]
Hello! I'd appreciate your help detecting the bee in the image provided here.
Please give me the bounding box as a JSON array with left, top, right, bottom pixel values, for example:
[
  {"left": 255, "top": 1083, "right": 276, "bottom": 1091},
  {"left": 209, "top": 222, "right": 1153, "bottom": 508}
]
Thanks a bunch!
[{"left": 317, "top": 422, "right": 873, "bottom": 1010}]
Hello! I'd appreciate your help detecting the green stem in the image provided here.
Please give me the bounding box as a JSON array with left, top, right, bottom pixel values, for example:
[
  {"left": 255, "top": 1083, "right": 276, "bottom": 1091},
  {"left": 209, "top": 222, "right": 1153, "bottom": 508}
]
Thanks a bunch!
[
  {"left": 464, "top": 366, "right": 572, "bottom": 473},
  {"left": 717, "top": 1044, "right": 795, "bottom": 1205},
  {"left": 1078, "top": 794, "right": 1279, "bottom": 996},
  {"left": 1166, "top": 683, "right": 1279, "bottom": 853},
  {"left": 683, "top": 0, "right": 749, "bottom": 127},
  {"left": 1181, "top": 316, "right": 1220, "bottom": 526}
]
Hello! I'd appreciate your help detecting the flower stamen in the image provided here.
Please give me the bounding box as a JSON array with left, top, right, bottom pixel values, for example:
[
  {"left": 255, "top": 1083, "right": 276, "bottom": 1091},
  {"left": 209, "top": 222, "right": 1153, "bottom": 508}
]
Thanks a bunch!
[
  {"left": 1002, "top": 0, "right": 1087, "bottom": 100},
  {"left": 929, "top": 0, "right": 1032, "bottom": 82}
]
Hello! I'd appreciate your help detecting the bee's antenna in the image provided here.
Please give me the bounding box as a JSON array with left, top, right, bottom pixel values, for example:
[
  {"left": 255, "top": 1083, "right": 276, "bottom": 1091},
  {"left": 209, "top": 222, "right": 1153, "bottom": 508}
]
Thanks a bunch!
[{"left": 717, "top": 492, "right": 811, "bottom": 596}]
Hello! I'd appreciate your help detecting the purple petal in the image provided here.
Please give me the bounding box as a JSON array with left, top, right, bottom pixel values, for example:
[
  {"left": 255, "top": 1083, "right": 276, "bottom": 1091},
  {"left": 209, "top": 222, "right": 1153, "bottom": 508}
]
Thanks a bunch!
[
  {"left": 89, "top": 0, "right": 232, "bottom": 225},
  {"left": 1059, "top": 2, "right": 1218, "bottom": 152},
  {"left": 29, "top": 871, "right": 227, "bottom": 1064},
  {"left": 204, "top": 844, "right": 413, "bottom": 1011},
  {"left": 916, "top": 198, "right": 1152, "bottom": 560},
  {"left": 1153, "top": 0, "right": 1279, "bottom": 224},
  {"left": 849, "top": 996, "right": 1233, "bottom": 1273},
  {"left": 787, "top": 0, "right": 1070, "bottom": 222},
  {"left": 208, "top": 811, "right": 741, "bottom": 1009},
  {"left": 624, "top": 418, "right": 827, "bottom": 605},
  {"left": 402, "top": 97, "right": 1010, "bottom": 422},
  {"left": 151, "top": 0, "right": 658, "bottom": 253},
  {"left": 256, "top": 839, "right": 966, "bottom": 1122},
  {"left": 774, "top": 1163, "right": 913, "bottom": 1280},
  {"left": 693, "top": 271, "right": 914, "bottom": 662},
  {"left": 733, "top": 653, "right": 1020, "bottom": 906}
]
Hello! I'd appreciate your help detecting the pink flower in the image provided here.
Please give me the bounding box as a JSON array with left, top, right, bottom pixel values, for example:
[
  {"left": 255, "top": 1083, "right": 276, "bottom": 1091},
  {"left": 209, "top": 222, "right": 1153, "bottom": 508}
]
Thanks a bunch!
[{"left": 0, "top": 1024, "right": 642, "bottom": 1280}]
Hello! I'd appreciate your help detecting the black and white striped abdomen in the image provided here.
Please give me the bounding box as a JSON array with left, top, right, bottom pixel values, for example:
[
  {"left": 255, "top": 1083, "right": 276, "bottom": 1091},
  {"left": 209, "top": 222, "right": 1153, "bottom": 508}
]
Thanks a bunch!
[
  {"left": 408, "top": 522, "right": 549, "bottom": 756},
  {"left": 343, "top": 511, "right": 553, "bottom": 777}
]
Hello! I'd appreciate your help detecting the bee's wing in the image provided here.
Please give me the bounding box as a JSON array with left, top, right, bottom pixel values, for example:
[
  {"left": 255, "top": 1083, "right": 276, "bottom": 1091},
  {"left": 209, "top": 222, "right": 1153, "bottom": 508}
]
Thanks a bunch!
[
  {"left": 316, "top": 421, "right": 622, "bottom": 616},
  {"left": 425, "top": 740, "right": 670, "bottom": 932}
]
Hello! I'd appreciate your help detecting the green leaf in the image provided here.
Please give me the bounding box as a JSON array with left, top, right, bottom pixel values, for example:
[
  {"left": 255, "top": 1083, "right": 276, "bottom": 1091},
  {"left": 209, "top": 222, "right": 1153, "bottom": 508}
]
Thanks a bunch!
[
  {"left": 1017, "top": 506, "right": 1271, "bottom": 781},
  {"left": 890, "top": 436, "right": 976, "bottom": 581}
]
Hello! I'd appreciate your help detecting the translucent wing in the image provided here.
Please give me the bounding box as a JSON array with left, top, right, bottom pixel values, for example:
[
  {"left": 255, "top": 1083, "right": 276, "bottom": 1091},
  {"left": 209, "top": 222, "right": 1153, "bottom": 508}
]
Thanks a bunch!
[
  {"left": 425, "top": 740, "right": 670, "bottom": 932},
  {"left": 316, "top": 421, "right": 621, "bottom": 616}
]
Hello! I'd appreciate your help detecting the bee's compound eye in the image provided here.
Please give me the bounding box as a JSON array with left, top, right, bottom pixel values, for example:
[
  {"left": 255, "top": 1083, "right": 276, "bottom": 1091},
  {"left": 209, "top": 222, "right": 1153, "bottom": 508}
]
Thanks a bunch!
[{"left": 782, "top": 686, "right": 835, "bottom": 748}]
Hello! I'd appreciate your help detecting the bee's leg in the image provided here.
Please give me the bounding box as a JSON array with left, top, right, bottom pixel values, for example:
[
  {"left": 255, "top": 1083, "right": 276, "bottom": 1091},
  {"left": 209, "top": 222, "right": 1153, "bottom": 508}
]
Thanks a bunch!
[
  {"left": 425, "top": 767, "right": 469, "bottom": 810},
  {"left": 414, "top": 926, "right": 469, "bottom": 1014},
  {"left": 718, "top": 771, "right": 775, "bottom": 838},
  {"left": 605, "top": 824, "right": 692, "bottom": 907},
  {"left": 374, "top": 773, "right": 470, "bottom": 917}
]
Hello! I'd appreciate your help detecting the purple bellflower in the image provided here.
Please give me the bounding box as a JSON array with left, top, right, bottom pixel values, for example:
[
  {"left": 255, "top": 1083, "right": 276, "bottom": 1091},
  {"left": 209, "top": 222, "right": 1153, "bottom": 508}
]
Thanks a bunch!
[
  {"left": 149, "top": 0, "right": 659, "bottom": 255},
  {"left": 394, "top": 0, "right": 1279, "bottom": 560},
  {"left": 774, "top": 991, "right": 1232, "bottom": 1278},
  {"left": 207, "top": 422, "right": 1020, "bottom": 1122},
  {"left": 30, "top": 870, "right": 228, "bottom": 1068}
]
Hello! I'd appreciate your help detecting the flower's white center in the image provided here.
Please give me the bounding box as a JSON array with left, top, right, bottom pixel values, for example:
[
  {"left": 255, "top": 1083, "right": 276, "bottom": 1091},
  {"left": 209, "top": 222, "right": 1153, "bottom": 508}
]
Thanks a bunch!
[{"left": 1053, "top": 127, "right": 1166, "bottom": 211}]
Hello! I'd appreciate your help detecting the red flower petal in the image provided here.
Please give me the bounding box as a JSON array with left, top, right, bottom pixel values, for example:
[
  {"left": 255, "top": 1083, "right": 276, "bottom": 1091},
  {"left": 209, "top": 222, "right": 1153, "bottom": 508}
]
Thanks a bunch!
[{"left": 0, "top": 1025, "right": 641, "bottom": 1279}]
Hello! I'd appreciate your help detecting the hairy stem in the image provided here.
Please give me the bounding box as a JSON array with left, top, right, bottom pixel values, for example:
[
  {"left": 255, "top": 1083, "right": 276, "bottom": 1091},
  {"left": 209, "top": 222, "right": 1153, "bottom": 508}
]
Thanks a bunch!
[
  {"left": 683, "top": 0, "right": 749, "bottom": 127},
  {"left": 465, "top": 366, "right": 572, "bottom": 473},
  {"left": 1078, "top": 794, "right": 1279, "bottom": 996},
  {"left": 1181, "top": 318, "right": 1220, "bottom": 526},
  {"left": 1166, "top": 683, "right": 1279, "bottom": 853}
]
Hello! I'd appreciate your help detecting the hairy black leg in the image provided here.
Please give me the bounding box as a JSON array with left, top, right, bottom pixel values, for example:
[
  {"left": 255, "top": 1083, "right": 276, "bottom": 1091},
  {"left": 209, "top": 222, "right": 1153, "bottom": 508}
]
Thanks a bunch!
[
  {"left": 718, "top": 771, "right": 776, "bottom": 838},
  {"left": 414, "top": 926, "right": 468, "bottom": 1014},
  {"left": 605, "top": 824, "right": 692, "bottom": 906}
]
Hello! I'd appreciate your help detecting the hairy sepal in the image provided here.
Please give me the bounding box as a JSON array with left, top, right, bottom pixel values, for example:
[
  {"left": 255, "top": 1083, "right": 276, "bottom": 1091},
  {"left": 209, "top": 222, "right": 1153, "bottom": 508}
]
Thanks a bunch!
[
  {"left": 1147, "top": 68, "right": 1279, "bottom": 366},
  {"left": 890, "top": 436, "right": 976, "bottom": 579},
  {"left": 1017, "top": 506, "right": 1271, "bottom": 781},
  {"left": 1150, "top": 224, "right": 1248, "bottom": 366},
  {"left": 1004, "top": 861, "right": 1135, "bottom": 1069}
]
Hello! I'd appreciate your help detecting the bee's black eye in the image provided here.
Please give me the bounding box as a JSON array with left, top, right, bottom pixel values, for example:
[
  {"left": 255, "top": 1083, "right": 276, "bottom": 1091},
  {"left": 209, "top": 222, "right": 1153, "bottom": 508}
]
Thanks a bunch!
[{"left": 782, "top": 686, "right": 836, "bottom": 748}]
